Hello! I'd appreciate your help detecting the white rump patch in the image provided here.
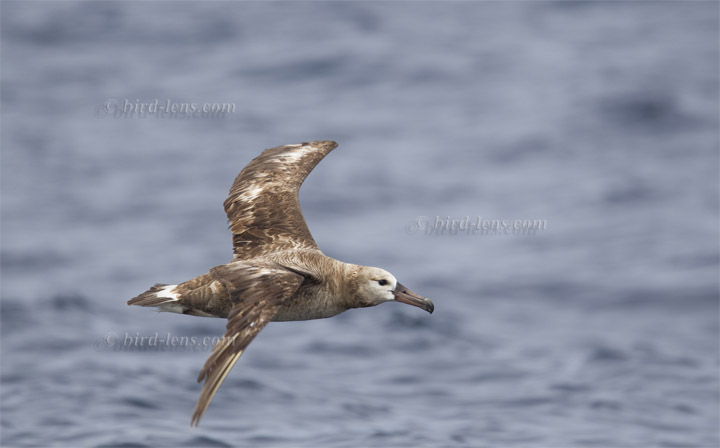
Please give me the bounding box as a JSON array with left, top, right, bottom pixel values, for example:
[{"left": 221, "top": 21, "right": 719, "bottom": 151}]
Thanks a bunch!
[
  {"left": 157, "top": 302, "right": 185, "bottom": 314},
  {"left": 156, "top": 285, "right": 179, "bottom": 301}
]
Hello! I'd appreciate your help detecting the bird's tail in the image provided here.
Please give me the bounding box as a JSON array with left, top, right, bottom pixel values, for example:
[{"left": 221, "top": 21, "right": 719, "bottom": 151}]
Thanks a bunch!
[{"left": 127, "top": 283, "right": 182, "bottom": 313}]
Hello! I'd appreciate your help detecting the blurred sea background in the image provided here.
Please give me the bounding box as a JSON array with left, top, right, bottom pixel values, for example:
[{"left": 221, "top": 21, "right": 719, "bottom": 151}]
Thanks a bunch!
[{"left": 1, "top": 2, "right": 718, "bottom": 447}]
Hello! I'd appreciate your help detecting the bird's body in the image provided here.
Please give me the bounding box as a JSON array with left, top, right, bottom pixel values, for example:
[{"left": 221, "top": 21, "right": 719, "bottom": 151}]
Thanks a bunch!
[{"left": 127, "top": 141, "right": 433, "bottom": 426}]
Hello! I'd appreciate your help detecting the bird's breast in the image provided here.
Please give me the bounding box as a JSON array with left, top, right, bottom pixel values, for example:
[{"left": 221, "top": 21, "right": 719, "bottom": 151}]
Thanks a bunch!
[{"left": 271, "top": 286, "right": 347, "bottom": 322}]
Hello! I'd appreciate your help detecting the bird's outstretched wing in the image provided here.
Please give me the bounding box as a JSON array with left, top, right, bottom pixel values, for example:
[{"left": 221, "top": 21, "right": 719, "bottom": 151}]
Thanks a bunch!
[
  {"left": 224, "top": 141, "right": 338, "bottom": 260},
  {"left": 190, "top": 263, "right": 304, "bottom": 426}
]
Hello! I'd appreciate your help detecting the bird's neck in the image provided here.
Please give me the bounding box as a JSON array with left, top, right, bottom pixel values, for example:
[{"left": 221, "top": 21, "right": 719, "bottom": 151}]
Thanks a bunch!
[{"left": 336, "top": 262, "right": 365, "bottom": 310}]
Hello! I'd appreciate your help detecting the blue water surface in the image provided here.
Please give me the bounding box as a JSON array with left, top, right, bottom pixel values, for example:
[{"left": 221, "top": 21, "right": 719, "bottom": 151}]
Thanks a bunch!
[{"left": 1, "top": 2, "right": 718, "bottom": 447}]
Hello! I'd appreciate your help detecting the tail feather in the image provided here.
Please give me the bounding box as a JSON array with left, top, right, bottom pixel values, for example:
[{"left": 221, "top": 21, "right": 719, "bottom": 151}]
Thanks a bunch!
[
  {"left": 127, "top": 283, "right": 179, "bottom": 307},
  {"left": 127, "top": 278, "right": 221, "bottom": 317}
]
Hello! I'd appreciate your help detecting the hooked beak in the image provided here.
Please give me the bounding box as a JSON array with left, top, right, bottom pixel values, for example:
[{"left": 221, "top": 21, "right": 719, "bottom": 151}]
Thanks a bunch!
[{"left": 394, "top": 283, "right": 434, "bottom": 314}]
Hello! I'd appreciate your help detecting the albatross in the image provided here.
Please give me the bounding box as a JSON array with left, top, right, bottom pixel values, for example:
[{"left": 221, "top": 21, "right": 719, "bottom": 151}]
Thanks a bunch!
[{"left": 127, "top": 141, "right": 434, "bottom": 426}]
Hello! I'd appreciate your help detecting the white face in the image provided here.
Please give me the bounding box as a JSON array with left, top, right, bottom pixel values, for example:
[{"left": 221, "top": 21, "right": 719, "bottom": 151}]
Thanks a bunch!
[{"left": 361, "top": 267, "right": 397, "bottom": 305}]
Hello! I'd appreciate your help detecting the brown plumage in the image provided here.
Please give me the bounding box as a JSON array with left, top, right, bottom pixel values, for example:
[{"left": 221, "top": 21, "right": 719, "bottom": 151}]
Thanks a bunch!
[{"left": 127, "top": 141, "right": 434, "bottom": 426}]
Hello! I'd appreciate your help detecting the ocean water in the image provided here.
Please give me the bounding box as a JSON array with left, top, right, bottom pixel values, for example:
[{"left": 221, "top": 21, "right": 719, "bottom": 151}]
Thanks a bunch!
[{"left": 1, "top": 2, "right": 718, "bottom": 447}]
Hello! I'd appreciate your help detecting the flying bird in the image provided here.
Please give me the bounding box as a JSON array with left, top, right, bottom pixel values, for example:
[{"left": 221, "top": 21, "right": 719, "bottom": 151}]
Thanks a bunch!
[{"left": 127, "top": 141, "right": 434, "bottom": 426}]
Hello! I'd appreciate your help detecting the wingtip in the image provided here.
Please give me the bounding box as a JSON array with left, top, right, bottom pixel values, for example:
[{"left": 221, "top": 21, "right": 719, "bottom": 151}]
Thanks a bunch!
[{"left": 310, "top": 140, "right": 338, "bottom": 150}]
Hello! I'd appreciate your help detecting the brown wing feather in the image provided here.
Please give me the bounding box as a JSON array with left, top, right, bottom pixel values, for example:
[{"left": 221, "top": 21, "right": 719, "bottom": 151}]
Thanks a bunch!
[
  {"left": 224, "top": 141, "right": 338, "bottom": 260},
  {"left": 190, "top": 263, "right": 304, "bottom": 426}
]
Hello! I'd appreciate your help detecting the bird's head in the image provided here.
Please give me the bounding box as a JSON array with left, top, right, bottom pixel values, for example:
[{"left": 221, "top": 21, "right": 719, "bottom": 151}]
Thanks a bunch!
[{"left": 353, "top": 266, "right": 434, "bottom": 314}]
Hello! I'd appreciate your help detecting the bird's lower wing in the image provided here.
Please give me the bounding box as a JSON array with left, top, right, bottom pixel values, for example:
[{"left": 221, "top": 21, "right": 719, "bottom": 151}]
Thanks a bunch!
[{"left": 190, "top": 264, "right": 304, "bottom": 426}]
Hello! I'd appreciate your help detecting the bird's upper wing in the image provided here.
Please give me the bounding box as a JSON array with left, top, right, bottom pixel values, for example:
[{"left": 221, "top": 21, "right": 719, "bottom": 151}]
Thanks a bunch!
[
  {"left": 224, "top": 141, "right": 338, "bottom": 260},
  {"left": 190, "top": 262, "right": 304, "bottom": 426}
]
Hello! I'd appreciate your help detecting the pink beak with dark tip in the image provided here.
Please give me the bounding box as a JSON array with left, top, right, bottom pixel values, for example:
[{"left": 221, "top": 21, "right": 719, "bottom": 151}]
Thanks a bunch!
[{"left": 394, "top": 283, "right": 434, "bottom": 314}]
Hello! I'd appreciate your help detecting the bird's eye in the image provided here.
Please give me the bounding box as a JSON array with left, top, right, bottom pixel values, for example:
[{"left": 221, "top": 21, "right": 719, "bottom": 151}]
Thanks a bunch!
[{"left": 378, "top": 279, "right": 389, "bottom": 286}]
